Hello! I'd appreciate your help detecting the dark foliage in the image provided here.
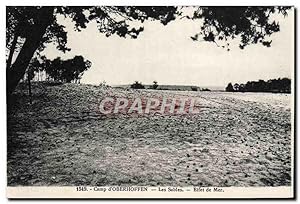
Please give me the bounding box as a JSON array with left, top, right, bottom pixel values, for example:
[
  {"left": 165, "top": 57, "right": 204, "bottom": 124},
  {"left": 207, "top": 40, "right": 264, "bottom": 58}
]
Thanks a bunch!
[
  {"left": 130, "top": 81, "right": 145, "bottom": 89},
  {"left": 150, "top": 81, "right": 159, "bottom": 89},
  {"left": 191, "top": 87, "right": 198, "bottom": 91},
  {"left": 226, "top": 78, "right": 291, "bottom": 93},
  {"left": 6, "top": 6, "right": 180, "bottom": 94},
  {"left": 28, "top": 56, "right": 91, "bottom": 83},
  {"left": 189, "top": 6, "right": 290, "bottom": 50},
  {"left": 225, "top": 83, "right": 234, "bottom": 92},
  {"left": 6, "top": 6, "right": 291, "bottom": 95}
]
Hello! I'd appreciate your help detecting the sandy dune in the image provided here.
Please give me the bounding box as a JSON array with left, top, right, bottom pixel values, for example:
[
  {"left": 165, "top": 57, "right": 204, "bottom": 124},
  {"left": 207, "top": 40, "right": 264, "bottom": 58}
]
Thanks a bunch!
[{"left": 7, "top": 83, "right": 292, "bottom": 187}]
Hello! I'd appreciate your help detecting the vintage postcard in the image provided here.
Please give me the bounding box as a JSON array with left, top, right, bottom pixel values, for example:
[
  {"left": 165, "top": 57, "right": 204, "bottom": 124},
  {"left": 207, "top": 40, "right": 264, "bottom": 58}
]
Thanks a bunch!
[{"left": 6, "top": 6, "right": 295, "bottom": 199}]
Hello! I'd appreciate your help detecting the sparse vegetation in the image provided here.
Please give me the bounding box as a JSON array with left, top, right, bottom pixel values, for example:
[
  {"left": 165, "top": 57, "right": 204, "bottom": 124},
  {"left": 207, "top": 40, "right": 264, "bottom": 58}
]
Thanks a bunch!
[{"left": 99, "top": 81, "right": 110, "bottom": 88}]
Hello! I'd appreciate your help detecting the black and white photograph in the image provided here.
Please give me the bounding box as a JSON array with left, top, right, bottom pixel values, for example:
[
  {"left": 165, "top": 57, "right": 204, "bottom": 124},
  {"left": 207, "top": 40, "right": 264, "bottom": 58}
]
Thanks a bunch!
[{"left": 5, "top": 4, "right": 295, "bottom": 199}]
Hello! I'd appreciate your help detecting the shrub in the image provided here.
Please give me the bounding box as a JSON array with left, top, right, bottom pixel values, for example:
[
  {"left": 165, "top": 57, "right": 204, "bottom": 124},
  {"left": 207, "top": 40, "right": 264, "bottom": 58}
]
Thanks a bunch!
[{"left": 130, "top": 81, "right": 145, "bottom": 89}]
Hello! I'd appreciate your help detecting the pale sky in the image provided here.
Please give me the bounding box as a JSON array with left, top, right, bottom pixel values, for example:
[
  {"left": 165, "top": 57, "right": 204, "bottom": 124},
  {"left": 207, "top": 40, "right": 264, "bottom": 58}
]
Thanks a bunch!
[{"left": 42, "top": 8, "right": 294, "bottom": 88}]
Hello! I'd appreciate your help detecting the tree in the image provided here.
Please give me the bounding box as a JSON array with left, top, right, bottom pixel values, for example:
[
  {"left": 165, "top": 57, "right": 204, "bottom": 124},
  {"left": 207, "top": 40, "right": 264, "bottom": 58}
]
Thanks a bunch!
[
  {"left": 130, "top": 81, "right": 145, "bottom": 89},
  {"left": 6, "top": 6, "right": 178, "bottom": 95},
  {"left": 188, "top": 6, "right": 290, "bottom": 50},
  {"left": 233, "top": 83, "right": 240, "bottom": 92},
  {"left": 151, "top": 81, "right": 158, "bottom": 89},
  {"left": 6, "top": 6, "right": 291, "bottom": 95},
  {"left": 238, "top": 84, "right": 245, "bottom": 92},
  {"left": 280, "top": 77, "right": 291, "bottom": 93},
  {"left": 6, "top": 7, "right": 38, "bottom": 70},
  {"left": 225, "top": 83, "right": 234, "bottom": 92},
  {"left": 228, "top": 78, "right": 291, "bottom": 93},
  {"left": 36, "top": 56, "right": 91, "bottom": 83}
]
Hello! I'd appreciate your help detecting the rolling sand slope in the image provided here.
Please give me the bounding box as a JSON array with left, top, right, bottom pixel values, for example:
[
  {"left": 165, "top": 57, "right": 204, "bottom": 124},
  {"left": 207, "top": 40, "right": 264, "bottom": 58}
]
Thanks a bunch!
[{"left": 7, "top": 82, "right": 292, "bottom": 186}]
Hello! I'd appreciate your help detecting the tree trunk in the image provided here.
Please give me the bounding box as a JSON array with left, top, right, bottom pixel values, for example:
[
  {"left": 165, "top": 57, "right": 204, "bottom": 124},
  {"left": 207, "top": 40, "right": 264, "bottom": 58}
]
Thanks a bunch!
[
  {"left": 27, "top": 72, "right": 32, "bottom": 104},
  {"left": 7, "top": 7, "right": 54, "bottom": 95},
  {"left": 6, "top": 33, "right": 19, "bottom": 70}
]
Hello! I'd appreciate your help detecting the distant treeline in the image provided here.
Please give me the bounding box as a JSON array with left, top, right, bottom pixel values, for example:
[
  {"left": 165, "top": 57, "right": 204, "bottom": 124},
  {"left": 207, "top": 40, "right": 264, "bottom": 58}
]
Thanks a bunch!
[
  {"left": 225, "top": 78, "right": 291, "bottom": 93},
  {"left": 130, "top": 81, "right": 209, "bottom": 91}
]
